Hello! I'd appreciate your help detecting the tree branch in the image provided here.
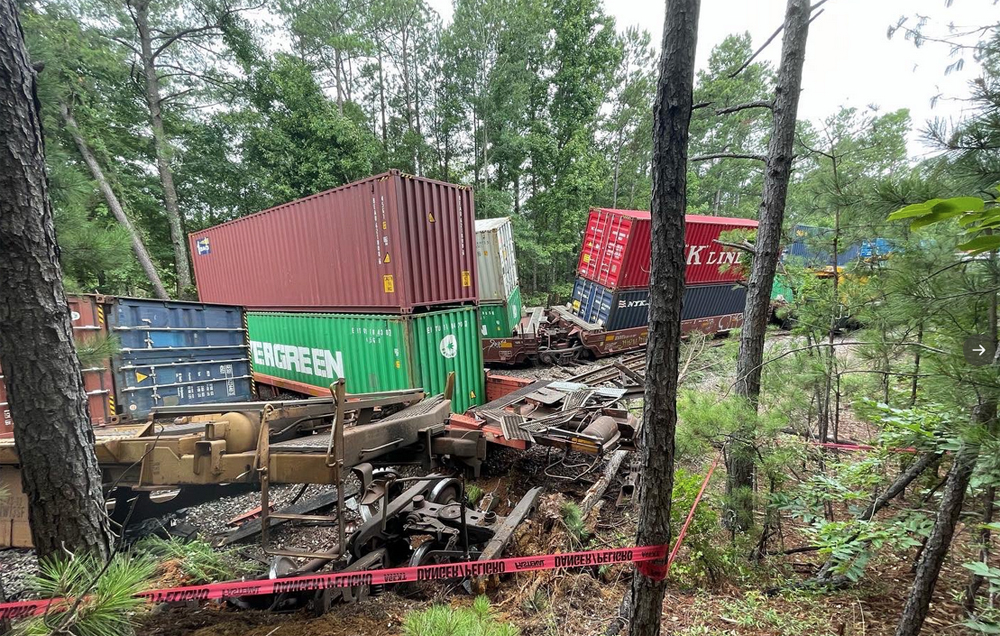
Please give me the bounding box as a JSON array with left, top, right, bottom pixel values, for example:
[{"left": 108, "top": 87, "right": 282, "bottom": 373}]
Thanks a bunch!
[
  {"left": 715, "top": 239, "right": 757, "bottom": 255},
  {"left": 690, "top": 152, "right": 766, "bottom": 163},
  {"left": 728, "top": 0, "right": 829, "bottom": 78},
  {"left": 716, "top": 100, "right": 774, "bottom": 115}
]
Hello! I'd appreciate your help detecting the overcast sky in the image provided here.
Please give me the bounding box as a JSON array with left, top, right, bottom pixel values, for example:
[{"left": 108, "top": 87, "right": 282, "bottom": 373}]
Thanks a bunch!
[{"left": 425, "top": 0, "right": 995, "bottom": 155}]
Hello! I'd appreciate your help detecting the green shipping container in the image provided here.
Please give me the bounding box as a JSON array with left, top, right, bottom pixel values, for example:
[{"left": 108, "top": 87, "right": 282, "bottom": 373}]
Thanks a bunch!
[
  {"left": 771, "top": 274, "right": 795, "bottom": 304},
  {"left": 247, "top": 307, "right": 485, "bottom": 413},
  {"left": 480, "top": 287, "right": 523, "bottom": 338}
]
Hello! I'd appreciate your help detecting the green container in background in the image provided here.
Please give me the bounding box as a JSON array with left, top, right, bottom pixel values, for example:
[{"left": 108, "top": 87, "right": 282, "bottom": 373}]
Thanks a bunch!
[
  {"left": 247, "top": 306, "right": 485, "bottom": 413},
  {"left": 480, "top": 287, "right": 523, "bottom": 338},
  {"left": 771, "top": 274, "right": 795, "bottom": 304}
]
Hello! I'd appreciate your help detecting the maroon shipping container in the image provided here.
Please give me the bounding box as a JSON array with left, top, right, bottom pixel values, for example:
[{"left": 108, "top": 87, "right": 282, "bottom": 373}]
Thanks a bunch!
[
  {"left": 577, "top": 209, "right": 758, "bottom": 289},
  {"left": 190, "top": 171, "right": 478, "bottom": 312},
  {"left": 0, "top": 295, "right": 116, "bottom": 437}
]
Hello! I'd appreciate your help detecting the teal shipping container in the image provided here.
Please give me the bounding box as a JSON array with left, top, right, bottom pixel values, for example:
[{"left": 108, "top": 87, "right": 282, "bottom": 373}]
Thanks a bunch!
[{"left": 480, "top": 287, "right": 523, "bottom": 338}]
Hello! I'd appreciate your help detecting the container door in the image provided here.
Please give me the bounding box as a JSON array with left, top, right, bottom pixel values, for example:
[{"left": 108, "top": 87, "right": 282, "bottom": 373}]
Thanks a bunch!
[
  {"left": 67, "top": 295, "right": 116, "bottom": 425},
  {"left": 409, "top": 308, "right": 484, "bottom": 413},
  {"left": 109, "top": 298, "right": 253, "bottom": 419},
  {"left": 497, "top": 219, "right": 519, "bottom": 300}
]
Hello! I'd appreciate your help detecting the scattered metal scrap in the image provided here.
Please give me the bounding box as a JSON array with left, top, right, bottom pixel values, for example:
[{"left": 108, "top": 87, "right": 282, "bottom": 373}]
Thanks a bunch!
[
  {"left": 564, "top": 351, "right": 647, "bottom": 398},
  {"left": 452, "top": 377, "right": 639, "bottom": 482}
]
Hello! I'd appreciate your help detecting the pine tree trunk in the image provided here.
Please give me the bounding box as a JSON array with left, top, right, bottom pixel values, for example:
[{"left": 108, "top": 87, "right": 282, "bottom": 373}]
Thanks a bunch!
[
  {"left": 0, "top": 0, "right": 113, "bottom": 560},
  {"left": 132, "top": 0, "right": 192, "bottom": 296},
  {"left": 895, "top": 435, "right": 981, "bottom": 636},
  {"left": 61, "top": 103, "right": 169, "bottom": 300},
  {"left": 728, "top": 0, "right": 811, "bottom": 531},
  {"left": 628, "top": 1, "right": 700, "bottom": 635}
]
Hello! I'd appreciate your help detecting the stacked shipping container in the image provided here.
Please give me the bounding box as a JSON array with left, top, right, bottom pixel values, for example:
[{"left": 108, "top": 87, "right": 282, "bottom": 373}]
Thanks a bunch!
[
  {"left": 474, "top": 218, "right": 523, "bottom": 338},
  {"left": 191, "top": 171, "right": 485, "bottom": 412},
  {"left": 0, "top": 295, "right": 253, "bottom": 436},
  {"left": 571, "top": 208, "right": 757, "bottom": 330}
]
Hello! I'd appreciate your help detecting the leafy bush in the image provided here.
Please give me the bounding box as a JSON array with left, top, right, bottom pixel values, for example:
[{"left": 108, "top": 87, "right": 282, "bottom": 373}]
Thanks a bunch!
[
  {"left": 403, "top": 595, "right": 519, "bottom": 636},
  {"left": 560, "top": 501, "right": 587, "bottom": 545},
  {"left": 136, "top": 536, "right": 249, "bottom": 583},
  {"left": 466, "top": 484, "right": 484, "bottom": 507},
  {"left": 16, "top": 551, "right": 155, "bottom": 636}
]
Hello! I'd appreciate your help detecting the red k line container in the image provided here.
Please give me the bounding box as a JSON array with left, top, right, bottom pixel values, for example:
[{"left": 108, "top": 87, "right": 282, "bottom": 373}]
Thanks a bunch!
[
  {"left": 577, "top": 209, "right": 758, "bottom": 289},
  {"left": 0, "top": 296, "right": 115, "bottom": 437},
  {"left": 190, "top": 170, "right": 479, "bottom": 313}
]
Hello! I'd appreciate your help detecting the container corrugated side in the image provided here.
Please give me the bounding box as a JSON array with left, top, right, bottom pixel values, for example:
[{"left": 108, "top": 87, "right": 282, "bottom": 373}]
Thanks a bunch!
[
  {"left": 247, "top": 312, "right": 414, "bottom": 395},
  {"left": 571, "top": 279, "right": 748, "bottom": 331},
  {"left": 108, "top": 297, "right": 253, "bottom": 419},
  {"left": 0, "top": 295, "right": 116, "bottom": 437},
  {"left": 684, "top": 216, "right": 758, "bottom": 285},
  {"left": 190, "top": 170, "right": 478, "bottom": 313},
  {"left": 408, "top": 308, "right": 485, "bottom": 413},
  {"left": 576, "top": 210, "right": 758, "bottom": 289},
  {"left": 475, "top": 217, "right": 519, "bottom": 302},
  {"left": 480, "top": 287, "right": 523, "bottom": 338},
  {"left": 248, "top": 307, "right": 484, "bottom": 413}
]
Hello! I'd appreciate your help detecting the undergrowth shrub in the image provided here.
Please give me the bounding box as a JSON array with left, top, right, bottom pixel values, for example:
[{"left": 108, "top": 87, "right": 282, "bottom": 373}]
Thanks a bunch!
[
  {"left": 136, "top": 536, "right": 249, "bottom": 583},
  {"left": 16, "top": 551, "right": 155, "bottom": 636},
  {"left": 667, "top": 468, "right": 728, "bottom": 586},
  {"left": 403, "top": 595, "right": 519, "bottom": 636}
]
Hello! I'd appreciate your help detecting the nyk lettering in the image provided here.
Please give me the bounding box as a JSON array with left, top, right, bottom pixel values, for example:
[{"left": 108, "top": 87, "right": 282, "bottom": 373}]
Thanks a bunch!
[
  {"left": 685, "top": 245, "right": 741, "bottom": 266},
  {"left": 416, "top": 562, "right": 505, "bottom": 580},
  {"left": 251, "top": 341, "right": 344, "bottom": 380},
  {"left": 553, "top": 550, "right": 633, "bottom": 568}
]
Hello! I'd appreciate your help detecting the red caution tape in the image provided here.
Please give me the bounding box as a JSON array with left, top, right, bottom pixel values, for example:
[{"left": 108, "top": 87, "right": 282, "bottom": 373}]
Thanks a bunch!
[{"left": 0, "top": 544, "right": 668, "bottom": 620}]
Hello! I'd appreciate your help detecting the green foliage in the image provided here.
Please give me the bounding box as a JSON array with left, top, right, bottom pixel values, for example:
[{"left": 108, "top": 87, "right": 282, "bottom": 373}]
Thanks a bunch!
[
  {"left": 560, "top": 501, "right": 588, "bottom": 545},
  {"left": 402, "top": 596, "right": 519, "bottom": 636},
  {"left": 16, "top": 552, "right": 155, "bottom": 636},
  {"left": 74, "top": 334, "right": 121, "bottom": 369},
  {"left": 136, "top": 537, "right": 248, "bottom": 583},
  {"left": 667, "top": 468, "right": 726, "bottom": 586},
  {"left": 465, "top": 484, "right": 484, "bottom": 506},
  {"left": 963, "top": 552, "right": 1000, "bottom": 634}
]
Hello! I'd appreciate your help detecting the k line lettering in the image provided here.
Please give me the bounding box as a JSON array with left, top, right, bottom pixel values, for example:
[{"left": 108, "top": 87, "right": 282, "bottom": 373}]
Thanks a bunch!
[{"left": 685, "top": 245, "right": 741, "bottom": 266}]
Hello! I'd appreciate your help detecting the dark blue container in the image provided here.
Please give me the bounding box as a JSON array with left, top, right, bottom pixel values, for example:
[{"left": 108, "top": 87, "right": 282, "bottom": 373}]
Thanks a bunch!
[
  {"left": 108, "top": 298, "right": 253, "bottom": 419},
  {"left": 783, "top": 225, "right": 862, "bottom": 267},
  {"left": 571, "top": 278, "right": 746, "bottom": 330}
]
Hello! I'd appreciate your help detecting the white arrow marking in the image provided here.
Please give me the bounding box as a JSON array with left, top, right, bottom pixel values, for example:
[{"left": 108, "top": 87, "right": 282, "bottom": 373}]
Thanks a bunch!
[{"left": 975, "top": 345, "right": 987, "bottom": 356}]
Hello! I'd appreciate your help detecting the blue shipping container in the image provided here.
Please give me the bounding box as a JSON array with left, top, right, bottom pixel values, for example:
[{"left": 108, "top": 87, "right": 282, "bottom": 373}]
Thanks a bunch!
[
  {"left": 571, "top": 279, "right": 747, "bottom": 330},
  {"left": 783, "top": 225, "right": 862, "bottom": 267},
  {"left": 108, "top": 298, "right": 253, "bottom": 419}
]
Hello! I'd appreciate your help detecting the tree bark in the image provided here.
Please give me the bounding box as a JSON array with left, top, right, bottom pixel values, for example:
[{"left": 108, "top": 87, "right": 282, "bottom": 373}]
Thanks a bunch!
[
  {"left": 728, "top": 0, "right": 811, "bottom": 531},
  {"left": 895, "top": 437, "right": 981, "bottom": 636},
  {"left": 0, "top": 0, "right": 113, "bottom": 560},
  {"left": 131, "top": 0, "right": 192, "bottom": 296},
  {"left": 60, "top": 102, "right": 169, "bottom": 300},
  {"left": 628, "top": 1, "right": 700, "bottom": 635}
]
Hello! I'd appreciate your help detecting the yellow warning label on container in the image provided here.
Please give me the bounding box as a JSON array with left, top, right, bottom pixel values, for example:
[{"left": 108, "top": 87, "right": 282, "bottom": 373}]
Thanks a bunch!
[
  {"left": 572, "top": 300, "right": 581, "bottom": 311},
  {"left": 384, "top": 253, "right": 391, "bottom": 264},
  {"left": 395, "top": 360, "right": 401, "bottom": 368},
  {"left": 470, "top": 390, "right": 476, "bottom": 399},
  {"left": 383, "top": 275, "right": 395, "bottom": 293},
  {"left": 135, "top": 371, "right": 149, "bottom": 383},
  {"left": 582, "top": 254, "right": 590, "bottom": 263},
  {"left": 462, "top": 271, "right": 472, "bottom": 287},
  {"left": 382, "top": 221, "right": 387, "bottom": 229},
  {"left": 428, "top": 212, "right": 436, "bottom": 223}
]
